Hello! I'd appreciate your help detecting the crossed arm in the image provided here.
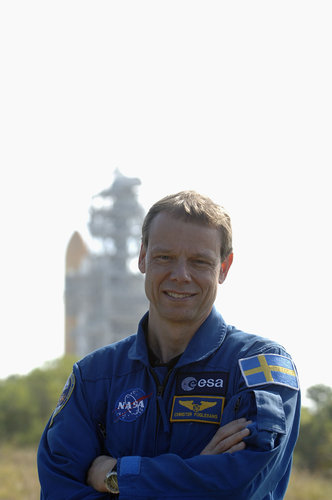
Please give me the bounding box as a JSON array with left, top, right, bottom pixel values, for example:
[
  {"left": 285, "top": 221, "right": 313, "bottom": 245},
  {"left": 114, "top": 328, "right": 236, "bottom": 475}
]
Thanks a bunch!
[
  {"left": 38, "top": 358, "right": 300, "bottom": 499},
  {"left": 86, "top": 418, "right": 251, "bottom": 493}
]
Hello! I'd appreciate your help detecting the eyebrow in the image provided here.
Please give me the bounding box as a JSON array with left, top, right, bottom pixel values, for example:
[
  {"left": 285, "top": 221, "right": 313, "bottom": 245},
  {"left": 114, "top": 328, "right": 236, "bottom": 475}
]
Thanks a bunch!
[
  {"left": 150, "top": 246, "right": 216, "bottom": 260},
  {"left": 149, "top": 246, "right": 172, "bottom": 253}
]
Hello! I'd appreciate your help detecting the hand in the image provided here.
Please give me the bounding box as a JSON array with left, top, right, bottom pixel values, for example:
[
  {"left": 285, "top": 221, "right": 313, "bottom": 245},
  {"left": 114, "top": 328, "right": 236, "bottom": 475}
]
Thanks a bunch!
[
  {"left": 200, "top": 418, "right": 251, "bottom": 455},
  {"left": 86, "top": 455, "right": 117, "bottom": 492}
]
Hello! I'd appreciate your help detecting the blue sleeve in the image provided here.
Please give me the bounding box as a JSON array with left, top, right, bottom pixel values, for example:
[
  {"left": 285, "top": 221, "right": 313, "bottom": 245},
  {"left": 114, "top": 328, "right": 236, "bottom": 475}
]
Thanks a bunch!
[
  {"left": 37, "top": 364, "right": 109, "bottom": 500},
  {"left": 117, "top": 384, "right": 300, "bottom": 499}
]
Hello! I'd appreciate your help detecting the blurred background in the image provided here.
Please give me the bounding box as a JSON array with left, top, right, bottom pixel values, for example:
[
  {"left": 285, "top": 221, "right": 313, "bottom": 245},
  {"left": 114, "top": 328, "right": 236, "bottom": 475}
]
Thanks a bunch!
[{"left": 0, "top": 1, "right": 331, "bottom": 498}]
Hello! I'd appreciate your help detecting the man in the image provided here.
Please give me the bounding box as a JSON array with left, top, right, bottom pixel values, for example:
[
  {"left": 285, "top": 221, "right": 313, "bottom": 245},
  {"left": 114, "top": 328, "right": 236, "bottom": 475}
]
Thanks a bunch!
[{"left": 38, "top": 191, "right": 301, "bottom": 499}]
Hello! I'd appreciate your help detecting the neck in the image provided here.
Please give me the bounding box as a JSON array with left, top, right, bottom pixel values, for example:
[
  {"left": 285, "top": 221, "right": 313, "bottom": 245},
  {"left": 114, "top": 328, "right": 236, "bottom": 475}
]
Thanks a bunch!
[{"left": 147, "top": 316, "right": 198, "bottom": 364}]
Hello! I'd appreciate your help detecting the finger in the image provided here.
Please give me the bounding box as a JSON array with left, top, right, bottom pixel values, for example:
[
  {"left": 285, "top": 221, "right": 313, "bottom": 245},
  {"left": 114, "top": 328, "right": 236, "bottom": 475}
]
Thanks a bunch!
[
  {"left": 214, "top": 426, "right": 250, "bottom": 454},
  {"left": 203, "top": 419, "right": 250, "bottom": 451},
  {"left": 225, "top": 441, "right": 246, "bottom": 455},
  {"left": 216, "top": 418, "right": 251, "bottom": 440},
  {"left": 201, "top": 420, "right": 251, "bottom": 455}
]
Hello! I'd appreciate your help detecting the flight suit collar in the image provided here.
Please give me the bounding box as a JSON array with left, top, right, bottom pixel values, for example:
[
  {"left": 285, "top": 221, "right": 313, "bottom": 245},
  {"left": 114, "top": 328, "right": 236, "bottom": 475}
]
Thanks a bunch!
[{"left": 128, "top": 306, "right": 227, "bottom": 368}]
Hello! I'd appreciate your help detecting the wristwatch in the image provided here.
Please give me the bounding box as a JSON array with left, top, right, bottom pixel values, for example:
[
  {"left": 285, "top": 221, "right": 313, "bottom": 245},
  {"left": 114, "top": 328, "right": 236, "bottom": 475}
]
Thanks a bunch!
[{"left": 104, "top": 464, "right": 119, "bottom": 495}]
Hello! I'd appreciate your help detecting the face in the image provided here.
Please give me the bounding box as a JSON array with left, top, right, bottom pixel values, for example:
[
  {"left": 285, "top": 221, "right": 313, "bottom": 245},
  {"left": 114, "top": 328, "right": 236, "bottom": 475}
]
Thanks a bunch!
[{"left": 138, "top": 212, "right": 232, "bottom": 331}]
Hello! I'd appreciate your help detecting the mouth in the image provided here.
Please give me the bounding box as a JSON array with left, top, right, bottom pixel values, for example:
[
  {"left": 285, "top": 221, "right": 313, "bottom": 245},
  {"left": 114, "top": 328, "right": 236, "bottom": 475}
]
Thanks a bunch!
[{"left": 164, "top": 291, "right": 196, "bottom": 299}]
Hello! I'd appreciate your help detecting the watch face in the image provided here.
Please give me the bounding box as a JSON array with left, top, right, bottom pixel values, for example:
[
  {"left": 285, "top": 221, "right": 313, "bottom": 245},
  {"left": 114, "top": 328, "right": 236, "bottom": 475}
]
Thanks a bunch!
[{"left": 105, "top": 471, "right": 119, "bottom": 494}]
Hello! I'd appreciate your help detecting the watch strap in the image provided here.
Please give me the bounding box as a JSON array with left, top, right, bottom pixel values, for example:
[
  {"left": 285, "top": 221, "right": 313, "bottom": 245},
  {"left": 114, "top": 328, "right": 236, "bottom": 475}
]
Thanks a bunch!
[{"left": 104, "top": 463, "right": 119, "bottom": 495}]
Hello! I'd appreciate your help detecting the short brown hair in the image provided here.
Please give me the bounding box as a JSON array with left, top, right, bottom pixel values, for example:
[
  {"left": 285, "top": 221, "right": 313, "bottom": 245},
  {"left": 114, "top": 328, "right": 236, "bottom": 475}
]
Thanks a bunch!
[{"left": 141, "top": 191, "right": 232, "bottom": 261}]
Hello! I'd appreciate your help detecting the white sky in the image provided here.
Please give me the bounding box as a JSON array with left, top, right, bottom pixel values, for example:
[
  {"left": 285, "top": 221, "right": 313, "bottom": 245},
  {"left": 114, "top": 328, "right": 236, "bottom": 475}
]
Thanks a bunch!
[{"left": 1, "top": 1, "right": 331, "bottom": 405}]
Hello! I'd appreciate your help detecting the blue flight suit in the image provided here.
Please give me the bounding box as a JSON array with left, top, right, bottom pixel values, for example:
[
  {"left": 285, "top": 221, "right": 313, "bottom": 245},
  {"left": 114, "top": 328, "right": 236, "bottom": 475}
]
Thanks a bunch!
[{"left": 37, "top": 307, "right": 301, "bottom": 499}]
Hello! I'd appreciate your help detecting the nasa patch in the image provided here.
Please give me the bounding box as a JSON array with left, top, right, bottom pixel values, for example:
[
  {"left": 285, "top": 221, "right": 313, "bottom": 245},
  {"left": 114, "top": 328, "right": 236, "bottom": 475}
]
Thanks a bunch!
[
  {"left": 113, "top": 388, "right": 151, "bottom": 423},
  {"left": 49, "top": 372, "right": 75, "bottom": 427},
  {"left": 176, "top": 372, "right": 229, "bottom": 396}
]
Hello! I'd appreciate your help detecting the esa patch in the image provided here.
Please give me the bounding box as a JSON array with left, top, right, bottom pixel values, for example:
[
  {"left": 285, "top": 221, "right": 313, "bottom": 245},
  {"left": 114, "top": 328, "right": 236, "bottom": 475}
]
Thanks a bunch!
[
  {"left": 170, "top": 395, "right": 225, "bottom": 424},
  {"left": 239, "top": 353, "right": 299, "bottom": 390},
  {"left": 49, "top": 372, "right": 75, "bottom": 427},
  {"left": 113, "top": 388, "right": 152, "bottom": 423},
  {"left": 176, "top": 372, "right": 229, "bottom": 396}
]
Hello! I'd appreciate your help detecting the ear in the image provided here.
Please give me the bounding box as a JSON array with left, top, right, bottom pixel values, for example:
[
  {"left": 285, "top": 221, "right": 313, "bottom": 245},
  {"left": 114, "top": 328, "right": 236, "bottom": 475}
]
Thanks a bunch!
[
  {"left": 138, "top": 243, "right": 147, "bottom": 274},
  {"left": 219, "top": 252, "right": 233, "bottom": 284}
]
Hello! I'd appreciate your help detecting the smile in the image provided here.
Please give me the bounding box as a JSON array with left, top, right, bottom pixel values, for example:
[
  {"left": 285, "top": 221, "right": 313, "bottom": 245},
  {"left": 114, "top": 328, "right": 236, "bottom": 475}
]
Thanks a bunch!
[{"left": 165, "top": 291, "right": 195, "bottom": 299}]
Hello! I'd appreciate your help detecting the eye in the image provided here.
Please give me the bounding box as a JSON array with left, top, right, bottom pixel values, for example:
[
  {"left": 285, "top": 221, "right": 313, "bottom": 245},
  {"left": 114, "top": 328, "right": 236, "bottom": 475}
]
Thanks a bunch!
[
  {"left": 193, "top": 259, "right": 209, "bottom": 266},
  {"left": 155, "top": 255, "right": 172, "bottom": 262},
  {"left": 192, "top": 258, "right": 215, "bottom": 269}
]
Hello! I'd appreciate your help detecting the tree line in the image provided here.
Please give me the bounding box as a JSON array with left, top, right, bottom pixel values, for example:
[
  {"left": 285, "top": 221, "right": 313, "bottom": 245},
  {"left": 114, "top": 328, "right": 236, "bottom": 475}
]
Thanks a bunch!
[{"left": 0, "top": 356, "right": 331, "bottom": 476}]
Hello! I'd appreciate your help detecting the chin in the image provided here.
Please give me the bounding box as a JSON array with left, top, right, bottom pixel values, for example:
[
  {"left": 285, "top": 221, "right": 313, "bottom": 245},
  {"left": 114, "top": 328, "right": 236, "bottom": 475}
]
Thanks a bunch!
[{"left": 161, "top": 308, "right": 199, "bottom": 324}]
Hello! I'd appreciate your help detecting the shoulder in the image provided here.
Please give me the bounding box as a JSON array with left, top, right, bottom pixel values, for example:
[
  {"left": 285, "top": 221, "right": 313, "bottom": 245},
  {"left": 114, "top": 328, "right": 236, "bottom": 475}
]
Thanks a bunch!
[
  {"left": 223, "top": 326, "right": 299, "bottom": 392},
  {"left": 76, "top": 333, "right": 137, "bottom": 381},
  {"left": 224, "top": 324, "right": 288, "bottom": 358}
]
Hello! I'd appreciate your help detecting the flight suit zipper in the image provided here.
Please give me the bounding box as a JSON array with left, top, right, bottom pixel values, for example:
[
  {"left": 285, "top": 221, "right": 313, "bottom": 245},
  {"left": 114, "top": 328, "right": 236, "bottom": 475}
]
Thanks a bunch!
[
  {"left": 150, "top": 368, "right": 173, "bottom": 452},
  {"left": 234, "top": 396, "right": 241, "bottom": 416}
]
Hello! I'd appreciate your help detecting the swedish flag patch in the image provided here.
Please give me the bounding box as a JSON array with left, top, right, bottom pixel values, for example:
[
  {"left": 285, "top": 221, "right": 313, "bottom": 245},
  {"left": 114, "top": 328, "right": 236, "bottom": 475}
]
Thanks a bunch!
[{"left": 239, "top": 353, "right": 299, "bottom": 390}]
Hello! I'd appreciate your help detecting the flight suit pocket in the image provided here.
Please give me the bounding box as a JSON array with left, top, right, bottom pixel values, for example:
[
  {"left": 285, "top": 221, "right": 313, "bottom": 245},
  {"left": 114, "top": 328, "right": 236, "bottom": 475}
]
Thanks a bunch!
[{"left": 223, "top": 389, "right": 286, "bottom": 451}]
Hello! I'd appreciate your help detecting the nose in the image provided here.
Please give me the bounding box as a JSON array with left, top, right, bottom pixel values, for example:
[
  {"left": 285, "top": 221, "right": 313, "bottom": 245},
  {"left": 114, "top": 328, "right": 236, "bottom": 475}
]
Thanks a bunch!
[{"left": 169, "top": 258, "right": 191, "bottom": 282}]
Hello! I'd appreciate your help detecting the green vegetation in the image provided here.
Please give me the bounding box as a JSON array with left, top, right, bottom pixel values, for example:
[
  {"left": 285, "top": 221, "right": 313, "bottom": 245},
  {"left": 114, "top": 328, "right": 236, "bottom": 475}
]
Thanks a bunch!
[
  {"left": 293, "top": 384, "right": 332, "bottom": 476},
  {"left": 0, "top": 357, "right": 331, "bottom": 498},
  {"left": 0, "top": 446, "right": 331, "bottom": 500},
  {"left": 286, "top": 468, "right": 332, "bottom": 499},
  {"left": 0, "top": 356, "right": 77, "bottom": 446},
  {"left": 0, "top": 446, "right": 39, "bottom": 500}
]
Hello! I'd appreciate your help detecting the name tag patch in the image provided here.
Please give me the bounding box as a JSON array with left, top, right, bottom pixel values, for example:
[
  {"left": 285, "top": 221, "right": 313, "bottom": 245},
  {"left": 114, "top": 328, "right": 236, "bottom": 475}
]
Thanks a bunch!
[
  {"left": 170, "top": 395, "right": 225, "bottom": 424},
  {"left": 176, "top": 371, "right": 229, "bottom": 396}
]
